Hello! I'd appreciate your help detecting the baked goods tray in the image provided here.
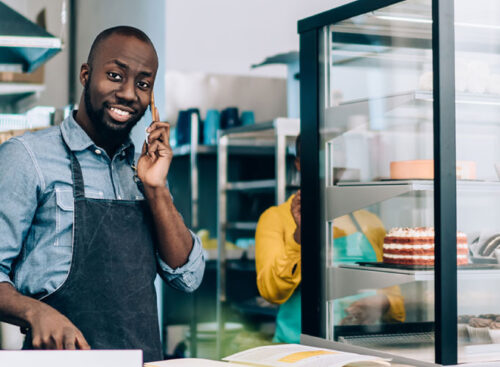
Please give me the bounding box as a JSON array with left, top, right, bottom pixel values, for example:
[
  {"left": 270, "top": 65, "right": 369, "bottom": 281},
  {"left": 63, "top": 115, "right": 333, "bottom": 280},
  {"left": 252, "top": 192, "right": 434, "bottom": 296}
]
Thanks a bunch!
[{"left": 356, "top": 262, "right": 500, "bottom": 270}]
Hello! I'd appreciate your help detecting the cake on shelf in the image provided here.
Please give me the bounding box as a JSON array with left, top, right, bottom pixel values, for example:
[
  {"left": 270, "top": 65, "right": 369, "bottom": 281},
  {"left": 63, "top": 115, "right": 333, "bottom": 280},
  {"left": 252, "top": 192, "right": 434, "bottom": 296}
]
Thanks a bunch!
[
  {"left": 390, "top": 160, "right": 476, "bottom": 180},
  {"left": 382, "top": 227, "right": 468, "bottom": 266}
]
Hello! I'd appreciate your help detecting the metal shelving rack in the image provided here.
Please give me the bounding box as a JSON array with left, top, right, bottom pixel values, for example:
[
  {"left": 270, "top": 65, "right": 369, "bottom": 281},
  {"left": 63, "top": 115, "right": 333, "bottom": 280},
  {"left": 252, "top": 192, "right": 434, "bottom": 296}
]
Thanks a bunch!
[
  {"left": 215, "top": 117, "right": 300, "bottom": 358},
  {"left": 0, "top": 3, "right": 62, "bottom": 349},
  {"left": 0, "top": 83, "right": 46, "bottom": 113},
  {"left": 0, "top": 83, "right": 45, "bottom": 96},
  {"left": 168, "top": 112, "right": 204, "bottom": 357}
]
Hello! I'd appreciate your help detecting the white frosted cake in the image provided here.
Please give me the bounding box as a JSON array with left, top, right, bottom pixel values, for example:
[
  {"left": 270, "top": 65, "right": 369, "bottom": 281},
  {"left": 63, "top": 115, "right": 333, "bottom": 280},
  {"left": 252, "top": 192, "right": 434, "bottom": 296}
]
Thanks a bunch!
[{"left": 383, "top": 227, "right": 468, "bottom": 266}]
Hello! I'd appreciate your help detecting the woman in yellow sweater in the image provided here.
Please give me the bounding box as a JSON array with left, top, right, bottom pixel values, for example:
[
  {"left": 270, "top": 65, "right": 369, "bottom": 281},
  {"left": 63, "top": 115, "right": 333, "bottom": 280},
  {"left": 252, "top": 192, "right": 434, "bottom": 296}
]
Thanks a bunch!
[{"left": 255, "top": 137, "right": 405, "bottom": 343}]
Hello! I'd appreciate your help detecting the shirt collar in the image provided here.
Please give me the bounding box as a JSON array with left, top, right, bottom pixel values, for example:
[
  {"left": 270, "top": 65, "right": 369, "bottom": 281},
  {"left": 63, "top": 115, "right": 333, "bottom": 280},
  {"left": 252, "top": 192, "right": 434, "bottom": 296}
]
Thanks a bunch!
[{"left": 60, "top": 110, "right": 135, "bottom": 158}]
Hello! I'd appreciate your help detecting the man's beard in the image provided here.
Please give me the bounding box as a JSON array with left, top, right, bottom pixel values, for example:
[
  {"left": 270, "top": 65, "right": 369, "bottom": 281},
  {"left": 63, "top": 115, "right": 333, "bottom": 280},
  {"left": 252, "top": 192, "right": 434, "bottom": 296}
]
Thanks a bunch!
[{"left": 83, "top": 72, "right": 146, "bottom": 139}]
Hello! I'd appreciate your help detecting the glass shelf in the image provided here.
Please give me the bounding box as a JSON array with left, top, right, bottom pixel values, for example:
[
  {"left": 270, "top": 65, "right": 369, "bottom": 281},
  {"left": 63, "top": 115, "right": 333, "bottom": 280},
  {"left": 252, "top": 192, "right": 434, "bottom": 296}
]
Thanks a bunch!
[
  {"left": 225, "top": 179, "right": 276, "bottom": 191},
  {"left": 0, "top": 82, "right": 45, "bottom": 96},
  {"left": 326, "top": 180, "right": 500, "bottom": 220},
  {"left": 325, "top": 90, "right": 500, "bottom": 132},
  {"left": 329, "top": 264, "right": 500, "bottom": 300}
]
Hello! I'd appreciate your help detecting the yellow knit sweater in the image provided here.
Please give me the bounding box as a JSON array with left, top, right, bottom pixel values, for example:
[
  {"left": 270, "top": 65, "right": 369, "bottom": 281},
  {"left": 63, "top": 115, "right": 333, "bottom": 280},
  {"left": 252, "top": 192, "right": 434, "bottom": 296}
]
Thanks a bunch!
[{"left": 255, "top": 195, "right": 405, "bottom": 322}]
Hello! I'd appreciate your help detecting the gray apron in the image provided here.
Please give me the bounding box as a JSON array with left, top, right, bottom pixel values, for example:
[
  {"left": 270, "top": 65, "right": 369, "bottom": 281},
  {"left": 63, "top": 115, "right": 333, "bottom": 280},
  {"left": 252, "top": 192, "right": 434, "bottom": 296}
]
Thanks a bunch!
[{"left": 24, "top": 144, "right": 163, "bottom": 362}]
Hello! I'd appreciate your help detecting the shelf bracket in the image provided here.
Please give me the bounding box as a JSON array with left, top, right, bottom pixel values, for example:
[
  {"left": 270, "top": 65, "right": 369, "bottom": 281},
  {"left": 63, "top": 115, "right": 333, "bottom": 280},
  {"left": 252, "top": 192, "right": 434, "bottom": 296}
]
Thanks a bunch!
[{"left": 326, "top": 184, "right": 413, "bottom": 220}]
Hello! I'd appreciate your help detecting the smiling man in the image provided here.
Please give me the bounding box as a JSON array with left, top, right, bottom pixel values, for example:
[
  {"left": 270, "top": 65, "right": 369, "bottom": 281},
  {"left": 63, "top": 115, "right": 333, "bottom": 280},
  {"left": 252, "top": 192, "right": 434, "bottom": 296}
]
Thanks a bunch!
[{"left": 0, "top": 26, "right": 205, "bottom": 362}]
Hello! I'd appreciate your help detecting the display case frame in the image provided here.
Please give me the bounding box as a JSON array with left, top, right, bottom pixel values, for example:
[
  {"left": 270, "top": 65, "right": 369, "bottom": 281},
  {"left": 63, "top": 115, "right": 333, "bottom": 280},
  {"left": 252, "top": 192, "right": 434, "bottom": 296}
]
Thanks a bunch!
[{"left": 298, "top": 0, "right": 460, "bottom": 365}]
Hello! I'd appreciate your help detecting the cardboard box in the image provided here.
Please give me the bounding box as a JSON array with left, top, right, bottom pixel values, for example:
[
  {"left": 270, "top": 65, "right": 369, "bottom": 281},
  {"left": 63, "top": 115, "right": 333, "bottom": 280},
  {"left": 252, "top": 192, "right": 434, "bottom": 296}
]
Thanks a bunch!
[
  {"left": 0, "top": 65, "right": 45, "bottom": 84},
  {"left": 0, "top": 8, "right": 47, "bottom": 84}
]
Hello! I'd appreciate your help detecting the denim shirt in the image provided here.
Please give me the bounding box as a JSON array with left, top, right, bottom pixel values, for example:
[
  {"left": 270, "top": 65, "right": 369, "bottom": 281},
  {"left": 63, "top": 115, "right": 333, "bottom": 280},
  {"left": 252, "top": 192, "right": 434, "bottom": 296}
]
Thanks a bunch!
[{"left": 0, "top": 113, "right": 205, "bottom": 299}]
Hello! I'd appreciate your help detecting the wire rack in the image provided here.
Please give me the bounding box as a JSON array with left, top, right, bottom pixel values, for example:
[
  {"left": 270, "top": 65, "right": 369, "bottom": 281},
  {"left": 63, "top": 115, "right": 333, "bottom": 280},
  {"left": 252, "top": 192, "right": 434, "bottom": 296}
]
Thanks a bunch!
[{"left": 339, "top": 332, "right": 435, "bottom": 347}]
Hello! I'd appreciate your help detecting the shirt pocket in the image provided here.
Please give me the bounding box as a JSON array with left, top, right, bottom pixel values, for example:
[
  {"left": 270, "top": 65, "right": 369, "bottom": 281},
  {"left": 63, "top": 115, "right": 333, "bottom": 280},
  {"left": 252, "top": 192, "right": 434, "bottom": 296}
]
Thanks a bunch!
[
  {"left": 55, "top": 189, "right": 74, "bottom": 247},
  {"left": 55, "top": 188, "right": 105, "bottom": 247}
]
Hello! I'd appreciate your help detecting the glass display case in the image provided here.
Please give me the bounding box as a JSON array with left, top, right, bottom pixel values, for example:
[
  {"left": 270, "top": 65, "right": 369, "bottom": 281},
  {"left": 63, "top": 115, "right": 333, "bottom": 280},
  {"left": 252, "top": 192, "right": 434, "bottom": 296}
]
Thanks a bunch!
[{"left": 299, "top": 0, "right": 500, "bottom": 365}]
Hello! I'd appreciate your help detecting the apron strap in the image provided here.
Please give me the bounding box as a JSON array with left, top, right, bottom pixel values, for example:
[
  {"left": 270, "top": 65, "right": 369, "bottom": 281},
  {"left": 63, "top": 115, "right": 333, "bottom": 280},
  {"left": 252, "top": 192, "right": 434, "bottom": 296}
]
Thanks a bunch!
[
  {"left": 69, "top": 152, "right": 85, "bottom": 199},
  {"left": 60, "top": 125, "right": 85, "bottom": 199},
  {"left": 349, "top": 212, "right": 364, "bottom": 234}
]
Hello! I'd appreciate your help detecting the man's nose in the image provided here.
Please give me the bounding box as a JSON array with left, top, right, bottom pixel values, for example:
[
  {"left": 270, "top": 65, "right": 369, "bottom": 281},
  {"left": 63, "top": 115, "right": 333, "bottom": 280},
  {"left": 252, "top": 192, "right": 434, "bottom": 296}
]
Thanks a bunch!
[{"left": 115, "top": 79, "right": 136, "bottom": 102}]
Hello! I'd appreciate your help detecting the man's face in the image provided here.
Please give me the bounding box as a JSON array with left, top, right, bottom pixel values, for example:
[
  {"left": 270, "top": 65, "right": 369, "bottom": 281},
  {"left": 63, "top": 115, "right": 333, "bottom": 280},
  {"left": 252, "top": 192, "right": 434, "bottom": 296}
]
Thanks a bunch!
[{"left": 82, "top": 34, "right": 158, "bottom": 136}]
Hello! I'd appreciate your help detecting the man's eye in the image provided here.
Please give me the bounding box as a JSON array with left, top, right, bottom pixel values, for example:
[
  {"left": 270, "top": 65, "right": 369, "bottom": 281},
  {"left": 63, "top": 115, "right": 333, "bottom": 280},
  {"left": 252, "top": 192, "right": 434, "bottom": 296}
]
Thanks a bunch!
[
  {"left": 137, "top": 81, "right": 150, "bottom": 89},
  {"left": 107, "top": 72, "right": 122, "bottom": 81}
]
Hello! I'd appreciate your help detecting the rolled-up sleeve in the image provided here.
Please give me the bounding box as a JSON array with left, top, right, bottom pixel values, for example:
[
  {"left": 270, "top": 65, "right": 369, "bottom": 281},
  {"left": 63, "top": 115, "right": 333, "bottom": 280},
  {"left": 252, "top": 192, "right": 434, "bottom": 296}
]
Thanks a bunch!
[
  {"left": 0, "top": 139, "right": 40, "bottom": 287},
  {"left": 156, "top": 230, "right": 205, "bottom": 292}
]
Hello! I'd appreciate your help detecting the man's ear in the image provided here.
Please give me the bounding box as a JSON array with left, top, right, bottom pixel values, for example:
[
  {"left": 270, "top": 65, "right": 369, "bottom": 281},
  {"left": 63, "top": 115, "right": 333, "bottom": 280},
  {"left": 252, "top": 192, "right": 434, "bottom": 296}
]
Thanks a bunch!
[{"left": 80, "top": 63, "right": 90, "bottom": 87}]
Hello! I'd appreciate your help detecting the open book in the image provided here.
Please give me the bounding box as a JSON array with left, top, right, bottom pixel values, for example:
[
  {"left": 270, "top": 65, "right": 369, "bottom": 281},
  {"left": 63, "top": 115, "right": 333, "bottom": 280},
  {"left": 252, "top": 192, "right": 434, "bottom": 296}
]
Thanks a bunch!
[{"left": 145, "top": 344, "right": 391, "bottom": 367}]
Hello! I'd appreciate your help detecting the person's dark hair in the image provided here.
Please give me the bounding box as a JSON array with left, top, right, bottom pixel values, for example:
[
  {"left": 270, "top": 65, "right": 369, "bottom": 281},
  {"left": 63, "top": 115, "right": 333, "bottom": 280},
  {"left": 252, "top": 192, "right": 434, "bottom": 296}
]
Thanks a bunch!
[
  {"left": 295, "top": 134, "right": 301, "bottom": 158},
  {"left": 87, "top": 26, "right": 157, "bottom": 66}
]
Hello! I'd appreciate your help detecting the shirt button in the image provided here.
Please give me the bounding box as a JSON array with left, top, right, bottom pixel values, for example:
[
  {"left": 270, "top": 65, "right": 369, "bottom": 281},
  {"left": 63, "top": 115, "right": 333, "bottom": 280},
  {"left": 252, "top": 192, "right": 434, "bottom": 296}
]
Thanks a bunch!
[
  {"left": 121, "top": 151, "right": 126, "bottom": 157},
  {"left": 95, "top": 149, "right": 102, "bottom": 155}
]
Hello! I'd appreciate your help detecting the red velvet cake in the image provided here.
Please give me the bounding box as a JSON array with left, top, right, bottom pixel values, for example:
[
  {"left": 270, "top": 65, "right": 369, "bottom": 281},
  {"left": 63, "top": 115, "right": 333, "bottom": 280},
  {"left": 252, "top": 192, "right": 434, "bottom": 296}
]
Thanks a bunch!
[{"left": 383, "top": 227, "right": 468, "bottom": 266}]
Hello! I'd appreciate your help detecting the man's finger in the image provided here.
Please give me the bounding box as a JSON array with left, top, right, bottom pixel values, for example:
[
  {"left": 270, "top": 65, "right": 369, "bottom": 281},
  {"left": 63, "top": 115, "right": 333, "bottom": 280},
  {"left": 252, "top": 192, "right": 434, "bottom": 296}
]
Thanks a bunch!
[
  {"left": 63, "top": 332, "right": 76, "bottom": 350},
  {"left": 148, "top": 123, "right": 171, "bottom": 143},
  {"left": 148, "top": 141, "right": 160, "bottom": 156},
  {"left": 32, "top": 335, "right": 42, "bottom": 349},
  {"left": 148, "top": 141, "right": 171, "bottom": 159},
  {"left": 147, "top": 127, "right": 170, "bottom": 144},
  {"left": 157, "top": 143, "right": 171, "bottom": 158},
  {"left": 53, "top": 333, "right": 64, "bottom": 350},
  {"left": 76, "top": 333, "right": 91, "bottom": 350},
  {"left": 148, "top": 121, "right": 170, "bottom": 131}
]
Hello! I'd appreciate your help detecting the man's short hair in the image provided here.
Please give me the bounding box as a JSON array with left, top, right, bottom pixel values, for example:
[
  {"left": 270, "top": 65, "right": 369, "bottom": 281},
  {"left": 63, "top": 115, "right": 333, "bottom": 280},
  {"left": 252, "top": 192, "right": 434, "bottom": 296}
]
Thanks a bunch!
[{"left": 87, "top": 26, "right": 157, "bottom": 66}]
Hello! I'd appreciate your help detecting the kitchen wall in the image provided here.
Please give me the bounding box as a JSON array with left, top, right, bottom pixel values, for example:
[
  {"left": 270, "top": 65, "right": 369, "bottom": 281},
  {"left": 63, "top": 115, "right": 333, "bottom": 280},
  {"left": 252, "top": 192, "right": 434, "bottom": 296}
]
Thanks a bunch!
[
  {"left": 165, "top": 0, "right": 353, "bottom": 78},
  {"left": 163, "top": 0, "right": 353, "bottom": 121}
]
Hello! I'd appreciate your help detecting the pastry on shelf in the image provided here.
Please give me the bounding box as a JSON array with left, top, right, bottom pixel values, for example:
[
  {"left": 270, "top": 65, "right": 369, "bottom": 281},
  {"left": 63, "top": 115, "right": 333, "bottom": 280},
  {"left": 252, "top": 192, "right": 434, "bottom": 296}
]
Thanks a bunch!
[
  {"left": 467, "top": 317, "right": 493, "bottom": 344},
  {"left": 390, "top": 160, "right": 476, "bottom": 180}
]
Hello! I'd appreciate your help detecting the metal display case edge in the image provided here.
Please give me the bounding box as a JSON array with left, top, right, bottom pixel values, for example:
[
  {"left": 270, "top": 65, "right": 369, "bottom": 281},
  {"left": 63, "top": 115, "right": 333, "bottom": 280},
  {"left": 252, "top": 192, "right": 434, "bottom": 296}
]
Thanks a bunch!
[{"left": 298, "top": 0, "right": 463, "bottom": 365}]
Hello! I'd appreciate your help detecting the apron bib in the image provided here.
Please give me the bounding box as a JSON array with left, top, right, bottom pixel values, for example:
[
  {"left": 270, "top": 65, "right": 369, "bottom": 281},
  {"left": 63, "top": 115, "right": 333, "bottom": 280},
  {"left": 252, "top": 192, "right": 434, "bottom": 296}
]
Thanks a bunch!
[
  {"left": 24, "top": 142, "right": 162, "bottom": 362},
  {"left": 273, "top": 289, "right": 301, "bottom": 344},
  {"left": 332, "top": 213, "right": 378, "bottom": 264}
]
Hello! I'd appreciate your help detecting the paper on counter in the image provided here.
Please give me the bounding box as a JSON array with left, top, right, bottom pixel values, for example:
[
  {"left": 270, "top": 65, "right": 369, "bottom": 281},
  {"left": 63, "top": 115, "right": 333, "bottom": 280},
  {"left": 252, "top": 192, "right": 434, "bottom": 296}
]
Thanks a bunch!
[{"left": 223, "top": 344, "right": 390, "bottom": 367}]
